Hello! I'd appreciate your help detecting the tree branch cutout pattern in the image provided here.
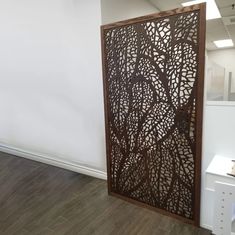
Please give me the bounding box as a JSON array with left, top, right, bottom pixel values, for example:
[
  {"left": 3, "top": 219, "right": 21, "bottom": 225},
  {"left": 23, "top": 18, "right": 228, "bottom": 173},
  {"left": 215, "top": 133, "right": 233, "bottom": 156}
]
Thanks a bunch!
[{"left": 102, "top": 5, "right": 205, "bottom": 223}]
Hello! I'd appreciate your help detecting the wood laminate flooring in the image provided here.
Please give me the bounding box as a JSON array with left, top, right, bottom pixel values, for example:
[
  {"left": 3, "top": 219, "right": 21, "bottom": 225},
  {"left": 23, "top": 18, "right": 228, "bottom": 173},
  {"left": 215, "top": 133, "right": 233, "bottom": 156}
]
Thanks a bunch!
[{"left": 0, "top": 152, "right": 211, "bottom": 235}]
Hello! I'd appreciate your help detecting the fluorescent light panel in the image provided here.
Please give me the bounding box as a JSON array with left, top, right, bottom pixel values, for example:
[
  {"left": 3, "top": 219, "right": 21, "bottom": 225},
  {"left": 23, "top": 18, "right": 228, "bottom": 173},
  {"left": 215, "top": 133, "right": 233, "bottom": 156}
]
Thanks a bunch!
[
  {"left": 182, "top": 0, "right": 221, "bottom": 20},
  {"left": 214, "top": 39, "right": 234, "bottom": 48}
]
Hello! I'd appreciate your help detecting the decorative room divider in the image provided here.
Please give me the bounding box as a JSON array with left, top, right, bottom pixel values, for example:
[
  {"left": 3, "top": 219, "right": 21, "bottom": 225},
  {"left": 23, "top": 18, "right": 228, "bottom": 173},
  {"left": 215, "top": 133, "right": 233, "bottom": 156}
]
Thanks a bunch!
[{"left": 101, "top": 3, "right": 206, "bottom": 226}]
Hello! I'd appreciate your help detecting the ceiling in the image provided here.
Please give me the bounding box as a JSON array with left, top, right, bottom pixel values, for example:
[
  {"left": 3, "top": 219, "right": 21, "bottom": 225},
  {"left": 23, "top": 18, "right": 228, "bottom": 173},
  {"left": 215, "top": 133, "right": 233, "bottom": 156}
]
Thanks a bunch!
[{"left": 149, "top": 0, "right": 235, "bottom": 50}]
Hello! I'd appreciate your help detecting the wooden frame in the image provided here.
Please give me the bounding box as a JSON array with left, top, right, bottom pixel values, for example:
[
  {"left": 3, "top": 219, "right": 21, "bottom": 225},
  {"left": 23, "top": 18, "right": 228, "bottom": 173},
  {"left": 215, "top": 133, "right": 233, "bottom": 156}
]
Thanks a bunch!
[{"left": 101, "top": 3, "right": 206, "bottom": 226}]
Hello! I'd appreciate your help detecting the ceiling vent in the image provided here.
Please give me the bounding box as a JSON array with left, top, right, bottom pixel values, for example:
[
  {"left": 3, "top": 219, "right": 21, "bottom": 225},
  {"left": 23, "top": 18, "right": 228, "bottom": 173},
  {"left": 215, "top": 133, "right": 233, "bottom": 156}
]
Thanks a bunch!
[{"left": 222, "top": 16, "right": 235, "bottom": 25}]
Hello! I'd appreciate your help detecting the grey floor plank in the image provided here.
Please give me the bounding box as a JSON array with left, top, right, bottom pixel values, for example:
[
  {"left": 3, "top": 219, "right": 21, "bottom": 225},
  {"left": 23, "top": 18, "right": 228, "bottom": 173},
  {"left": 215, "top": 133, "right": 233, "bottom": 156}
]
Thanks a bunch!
[{"left": 0, "top": 152, "right": 211, "bottom": 235}]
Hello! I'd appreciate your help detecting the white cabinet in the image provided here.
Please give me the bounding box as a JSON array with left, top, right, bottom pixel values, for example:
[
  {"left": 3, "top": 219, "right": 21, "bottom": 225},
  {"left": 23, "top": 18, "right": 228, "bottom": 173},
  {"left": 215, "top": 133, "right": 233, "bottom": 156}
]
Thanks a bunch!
[{"left": 206, "top": 155, "right": 235, "bottom": 235}]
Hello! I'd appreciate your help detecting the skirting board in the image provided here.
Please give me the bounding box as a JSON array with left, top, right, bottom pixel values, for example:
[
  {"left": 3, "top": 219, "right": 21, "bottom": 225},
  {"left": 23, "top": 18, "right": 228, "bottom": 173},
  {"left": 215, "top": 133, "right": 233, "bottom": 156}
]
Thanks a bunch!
[
  {"left": 0, "top": 144, "right": 107, "bottom": 180},
  {"left": 201, "top": 224, "right": 212, "bottom": 231}
]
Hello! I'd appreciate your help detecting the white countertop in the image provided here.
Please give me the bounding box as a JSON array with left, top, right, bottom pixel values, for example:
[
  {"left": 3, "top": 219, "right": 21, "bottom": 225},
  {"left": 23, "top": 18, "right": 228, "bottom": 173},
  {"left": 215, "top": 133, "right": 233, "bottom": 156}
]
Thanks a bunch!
[{"left": 206, "top": 155, "right": 235, "bottom": 178}]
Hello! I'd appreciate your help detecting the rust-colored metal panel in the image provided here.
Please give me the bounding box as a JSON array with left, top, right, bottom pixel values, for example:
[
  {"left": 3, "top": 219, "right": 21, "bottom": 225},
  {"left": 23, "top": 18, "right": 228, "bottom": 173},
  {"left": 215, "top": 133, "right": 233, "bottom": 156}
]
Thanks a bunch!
[{"left": 101, "top": 3, "right": 206, "bottom": 226}]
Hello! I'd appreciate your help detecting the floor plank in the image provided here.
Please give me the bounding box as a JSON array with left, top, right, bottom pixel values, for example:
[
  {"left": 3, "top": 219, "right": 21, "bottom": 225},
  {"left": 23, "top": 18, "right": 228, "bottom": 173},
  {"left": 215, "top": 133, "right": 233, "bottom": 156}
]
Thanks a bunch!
[{"left": 0, "top": 152, "right": 211, "bottom": 235}]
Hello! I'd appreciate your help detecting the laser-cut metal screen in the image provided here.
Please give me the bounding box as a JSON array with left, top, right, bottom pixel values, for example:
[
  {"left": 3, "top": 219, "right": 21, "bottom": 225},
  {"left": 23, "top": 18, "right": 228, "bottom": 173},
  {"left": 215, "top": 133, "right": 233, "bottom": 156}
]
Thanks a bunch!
[{"left": 101, "top": 4, "right": 206, "bottom": 225}]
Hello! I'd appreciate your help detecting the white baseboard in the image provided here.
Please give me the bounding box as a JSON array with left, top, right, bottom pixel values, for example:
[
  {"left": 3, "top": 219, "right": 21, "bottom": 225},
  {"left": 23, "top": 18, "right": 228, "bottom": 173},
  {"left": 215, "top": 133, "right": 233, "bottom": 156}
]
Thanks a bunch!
[
  {"left": 0, "top": 144, "right": 107, "bottom": 180},
  {"left": 201, "top": 224, "right": 212, "bottom": 231}
]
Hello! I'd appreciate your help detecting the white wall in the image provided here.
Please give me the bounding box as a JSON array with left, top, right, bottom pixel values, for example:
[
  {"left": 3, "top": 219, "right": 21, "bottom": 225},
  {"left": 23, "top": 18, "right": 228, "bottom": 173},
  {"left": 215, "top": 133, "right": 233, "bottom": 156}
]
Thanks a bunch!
[
  {"left": 0, "top": 0, "right": 106, "bottom": 176},
  {"left": 101, "top": 0, "right": 158, "bottom": 24},
  {"left": 0, "top": 0, "right": 158, "bottom": 176}
]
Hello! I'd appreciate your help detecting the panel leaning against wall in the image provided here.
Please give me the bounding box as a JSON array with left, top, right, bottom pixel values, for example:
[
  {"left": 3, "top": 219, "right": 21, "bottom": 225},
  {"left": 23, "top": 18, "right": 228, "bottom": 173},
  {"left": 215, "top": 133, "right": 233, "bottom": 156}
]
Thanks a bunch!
[{"left": 101, "top": 3, "right": 206, "bottom": 225}]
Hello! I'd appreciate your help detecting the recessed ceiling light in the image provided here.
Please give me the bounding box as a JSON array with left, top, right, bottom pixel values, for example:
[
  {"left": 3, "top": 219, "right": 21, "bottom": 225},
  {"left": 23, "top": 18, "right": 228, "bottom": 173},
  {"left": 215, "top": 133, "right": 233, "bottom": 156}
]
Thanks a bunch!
[
  {"left": 213, "top": 39, "right": 234, "bottom": 48},
  {"left": 182, "top": 0, "right": 221, "bottom": 20}
]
